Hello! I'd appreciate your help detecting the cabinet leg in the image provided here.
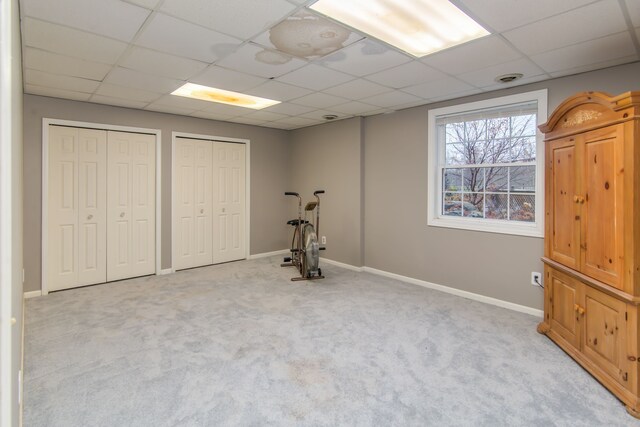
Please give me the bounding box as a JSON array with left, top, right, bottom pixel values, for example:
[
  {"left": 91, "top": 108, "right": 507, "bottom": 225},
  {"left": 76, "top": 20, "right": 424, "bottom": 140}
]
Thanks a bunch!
[
  {"left": 536, "top": 322, "right": 550, "bottom": 334},
  {"left": 626, "top": 405, "right": 640, "bottom": 419}
]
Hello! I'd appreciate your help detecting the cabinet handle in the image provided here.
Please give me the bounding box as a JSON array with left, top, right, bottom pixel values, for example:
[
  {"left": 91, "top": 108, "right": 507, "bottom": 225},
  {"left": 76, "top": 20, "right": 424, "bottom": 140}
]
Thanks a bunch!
[
  {"left": 87, "top": 214, "right": 93, "bottom": 220},
  {"left": 573, "top": 195, "right": 579, "bottom": 203},
  {"left": 120, "top": 212, "right": 125, "bottom": 218},
  {"left": 200, "top": 209, "right": 204, "bottom": 214},
  {"left": 574, "top": 304, "right": 580, "bottom": 312},
  {"left": 577, "top": 306, "right": 585, "bottom": 315},
  {"left": 578, "top": 196, "right": 585, "bottom": 204}
]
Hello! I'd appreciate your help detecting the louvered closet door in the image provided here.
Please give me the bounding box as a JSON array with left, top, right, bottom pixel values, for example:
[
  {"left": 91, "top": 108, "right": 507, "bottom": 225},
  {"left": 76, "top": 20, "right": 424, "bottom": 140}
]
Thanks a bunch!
[
  {"left": 107, "top": 131, "right": 156, "bottom": 281},
  {"left": 212, "top": 142, "right": 246, "bottom": 264},
  {"left": 174, "top": 138, "right": 213, "bottom": 270},
  {"left": 47, "top": 126, "right": 106, "bottom": 291}
]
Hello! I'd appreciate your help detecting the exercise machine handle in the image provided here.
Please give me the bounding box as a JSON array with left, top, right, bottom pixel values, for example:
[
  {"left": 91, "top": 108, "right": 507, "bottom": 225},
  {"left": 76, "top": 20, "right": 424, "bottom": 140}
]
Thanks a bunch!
[
  {"left": 284, "top": 192, "right": 299, "bottom": 196},
  {"left": 313, "top": 190, "right": 325, "bottom": 195}
]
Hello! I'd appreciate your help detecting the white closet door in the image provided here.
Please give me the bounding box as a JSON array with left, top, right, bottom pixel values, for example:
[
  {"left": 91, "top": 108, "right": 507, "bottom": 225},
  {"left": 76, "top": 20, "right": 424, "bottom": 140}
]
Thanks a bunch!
[
  {"left": 47, "top": 126, "right": 106, "bottom": 291},
  {"left": 174, "top": 138, "right": 212, "bottom": 270},
  {"left": 77, "top": 129, "right": 107, "bottom": 286},
  {"left": 212, "top": 142, "right": 246, "bottom": 264},
  {"left": 107, "top": 131, "right": 156, "bottom": 281}
]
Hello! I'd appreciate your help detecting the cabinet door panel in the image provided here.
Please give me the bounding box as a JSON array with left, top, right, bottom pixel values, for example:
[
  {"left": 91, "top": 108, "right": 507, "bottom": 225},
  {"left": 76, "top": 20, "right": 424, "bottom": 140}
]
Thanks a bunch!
[
  {"left": 582, "top": 286, "right": 629, "bottom": 387},
  {"left": 548, "top": 138, "right": 580, "bottom": 269},
  {"left": 548, "top": 269, "right": 580, "bottom": 348},
  {"left": 581, "top": 125, "right": 624, "bottom": 288}
]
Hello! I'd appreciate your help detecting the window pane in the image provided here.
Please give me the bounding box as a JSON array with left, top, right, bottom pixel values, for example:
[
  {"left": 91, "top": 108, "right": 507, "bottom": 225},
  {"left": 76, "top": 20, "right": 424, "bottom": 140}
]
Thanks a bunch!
[
  {"left": 487, "top": 117, "right": 509, "bottom": 140},
  {"left": 465, "top": 119, "right": 486, "bottom": 141},
  {"left": 443, "top": 168, "right": 463, "bottom": 191},
  {"left": 510, "top": 166, "right": 535, "bottom": 193},
  {"left": 511, "top": 114, "right": 536, "bottom": 137},
  {"left": 510, "top": 194, "right": 535, "bottom": 222},
  {"left": 463, "top": 193, "right": 484, "bottom": 217},
  {"left": 445, "top": 123, "right": 463, "bottom": 143},
  {"left": 485, "top": 167, "right": 508, "bottom": 192},
  {"left": 463, "top": 168, "right": 484, "bottom": 192},
  {"left": 485, "top": 193, "right": 508, "bottom": 219},
  {"left": 445, "top": 143, "right": 465, "bottom": 165},
  {"left": 509, "top": 137, "right": 536, "bottom": 162},
  {"left": 443, "top": 192, "right": 462, "bottom": 216}
]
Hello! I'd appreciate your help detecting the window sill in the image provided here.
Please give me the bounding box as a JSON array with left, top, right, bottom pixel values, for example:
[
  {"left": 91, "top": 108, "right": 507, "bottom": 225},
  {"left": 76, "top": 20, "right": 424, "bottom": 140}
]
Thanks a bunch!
[{"left": 428, "top": 216, "right": 543, "bottom": 238}]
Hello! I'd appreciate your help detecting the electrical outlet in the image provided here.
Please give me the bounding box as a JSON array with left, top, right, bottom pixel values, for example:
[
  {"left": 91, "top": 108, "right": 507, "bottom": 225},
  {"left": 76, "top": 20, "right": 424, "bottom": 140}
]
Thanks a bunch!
[
  {"left": 531, "top": 272, "right": 542, "bottom": 287},
  {"left": 321, "top": 236, "right": 326, "bottom": 245}
]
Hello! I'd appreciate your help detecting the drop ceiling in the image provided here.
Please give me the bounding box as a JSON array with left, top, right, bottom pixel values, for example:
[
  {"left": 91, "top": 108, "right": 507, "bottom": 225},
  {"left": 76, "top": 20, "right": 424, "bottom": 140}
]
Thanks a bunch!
[{"left": 19, "top": 0, "right": 640, "bottom": 130}]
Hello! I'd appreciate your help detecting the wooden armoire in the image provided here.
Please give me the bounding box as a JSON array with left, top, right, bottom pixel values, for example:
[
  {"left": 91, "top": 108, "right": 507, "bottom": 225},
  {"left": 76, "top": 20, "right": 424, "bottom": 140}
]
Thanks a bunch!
[{"left": 537, "top": 91, "right": 640, "bottom": 417}]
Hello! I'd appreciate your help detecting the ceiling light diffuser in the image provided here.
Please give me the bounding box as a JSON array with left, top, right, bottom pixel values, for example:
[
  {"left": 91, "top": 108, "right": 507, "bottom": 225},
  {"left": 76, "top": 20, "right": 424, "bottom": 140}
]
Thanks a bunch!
[
  {"left": 309, "top": 0, "right": 489, "bottom": 58},
  {"left": 171, "top": 83, "right": 280, "bottom": 109}
]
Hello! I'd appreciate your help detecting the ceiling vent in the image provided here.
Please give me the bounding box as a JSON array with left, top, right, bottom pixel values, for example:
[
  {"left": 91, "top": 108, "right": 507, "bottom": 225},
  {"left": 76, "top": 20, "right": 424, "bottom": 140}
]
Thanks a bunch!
[
  {"left": 495, "top": 73, "right": 523, "bottom": 83},
  {"left": 322, "top": 114, "right": 338, "bottom": 120}
]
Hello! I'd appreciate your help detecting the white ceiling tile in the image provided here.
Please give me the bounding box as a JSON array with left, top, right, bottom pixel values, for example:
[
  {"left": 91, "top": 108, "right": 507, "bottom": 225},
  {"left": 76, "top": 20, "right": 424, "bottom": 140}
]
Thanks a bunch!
[
  {"left": 95, "top": 83, "right": 162, "bottom": 103},
  {"left": 24, "top": 84, "right": 91, "bottom": 101},
  {"left": 504, "top": 0, "right": 627, "bottom": 55},
  {"left": 105, "top": 67, "right": 183, "bottom": 93},
  {"left": 261, "top": 102, "right": 314, "bottom": 116},
  {"left": 24, "top": 69, "right": 100, "bottom": 94},
  {"left": 359, "top": 91, "right": 423, "bottom": 108},
  {"left": 89, "top": 94, "right": 149, "bottom": 109},
  {"left": 628, "top": 1, "right": 640, "bottom": 27},
  {"left": 190, "top": 111, "right": 236, "bottom": 121},
  {"left": 548, "top": 55, "right": 639, "bottom": 78},
  {"left": 23, "top": 48, "right": 112, "bottom": 81},
  {"left": 123, "top": 0, "right": 161, "bottom": 10},
  {"left": 190, "top": 65, "right": 267, "bottom": 92},
  {"left": 262, "top": 121, "right": 296, "bottom": 129},
  {"left": 241, "top": 111, "right": 288, "bottom": 121},
  {"left": 322, "top": 40, "right": 412, "bottom": 76},
  {"left": 459, "top": 0, "right": 597, "bottom": 32},
  {"left": 530, "top": 32, "right": 637, "bottom": 73},
  {"left": 144, "top": 103, "right": 198, "bottom": 116},
  {"left": 216, "top": 43, "right": 307, "bottom": 79},
  {"left": 199, "top": 101, "right": 253, "bottom": 117},
  {"left": 135, "top": 13, "right": 241, "bottom": 63},
  {"left": 120, "top": 47, "right": 208, "bottom": 80},
  {"left": 290, "top": 92, "right": 348, "bottom": 109},
  {"left": 21, "top": 0, "right": 149, "bottom": 42},
  {"left": 360, "top": 108, "right": 392, "bottom": 117},
  {"left": 323, "top": 79, "right": 391, "bottom": 99},
  {"left": 428, "top": 89, "right": 483, "bottom": 103},
  {"left": 421, "top": 35, "right": 521, "bottom": 74},
  {"left": 299, "top": 109, "right": 346, "bottom": 120},
  {"left": 22, "top": 18, "right": 128, "bottom": 64},
  {"left": 457, "top": 58, "right": 546, "bottom": 88},
  {"left": 330, "top": 101, "right": 380, "bottom": 115},
  {"left": 271, "top": 117, "right": 318, "bottom": 127},
  {"left": 276, "top": 64, "right": 354, "bottom": 90},
  {"left": 402, "top": 77, "right": 474, "bottom": 100},
  {"left": 365, "top": 61, "right": 447, "bottom": 89},
  {"left": 161, "top": 0, "right": 295, "bottom": 39},
  {"left": 229, "top": 116, "right": 270, "bottom": 126},
  {"left": 154, "top": 94, "right": 215, "bottom": 110},
  {"left": 247, "top": 80, "right": 313, "bottom": 102}
]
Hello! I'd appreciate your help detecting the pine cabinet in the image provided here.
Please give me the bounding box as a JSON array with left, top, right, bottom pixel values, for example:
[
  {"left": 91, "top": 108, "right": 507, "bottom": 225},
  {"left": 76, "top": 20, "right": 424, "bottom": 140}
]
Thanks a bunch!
[{"left": 538, "top": 91, "right": 640, "bottom": 417}]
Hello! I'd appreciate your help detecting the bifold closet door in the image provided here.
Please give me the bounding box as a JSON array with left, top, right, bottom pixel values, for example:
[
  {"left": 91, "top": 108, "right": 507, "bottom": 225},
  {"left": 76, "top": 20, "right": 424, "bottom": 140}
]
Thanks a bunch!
[
  {"left": 47, "top": 126, "right": 107, "bottom": 291},
  {"left": 107, "top": 131, "right": 156, "bottom": 281},
  {"left": 212, "top": 142, "right": 246, "bottom": 264},
  {"left": 174, "top": 138, "right": 213, "bottom": 270}
]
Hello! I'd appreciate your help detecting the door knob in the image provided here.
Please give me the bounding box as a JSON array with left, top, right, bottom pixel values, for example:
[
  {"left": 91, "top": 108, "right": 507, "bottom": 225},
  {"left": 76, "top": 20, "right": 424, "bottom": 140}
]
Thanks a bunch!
[
  {"left": 200, "top": 209, "right": 204, "bottom": 214},
  {"left": 87, "top": 214, "right": 93, "bottom": 220},
  {"left": 120, "top": 212, "right": 125, "bottom": 218},
  {"left": 222, "top": 208, "right": 226, "bottom": 213}
]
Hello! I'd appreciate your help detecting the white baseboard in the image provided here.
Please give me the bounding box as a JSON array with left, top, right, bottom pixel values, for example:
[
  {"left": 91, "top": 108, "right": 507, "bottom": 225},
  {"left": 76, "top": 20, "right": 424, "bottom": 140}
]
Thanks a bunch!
[
  {"left": 320, "top": 257, "right": 363, "bottom": 272},
  {"left": 23, "top": 290, "right": 42, "bottom": 299},
  {"left": 248, "top": 249, "right": 288, "bottom": 260},
  {"left": 158, "top": 269, "right": 173, "bottom": 276},
  {"left": 362, "top": 266, "right": 543, "bottom": 318}
]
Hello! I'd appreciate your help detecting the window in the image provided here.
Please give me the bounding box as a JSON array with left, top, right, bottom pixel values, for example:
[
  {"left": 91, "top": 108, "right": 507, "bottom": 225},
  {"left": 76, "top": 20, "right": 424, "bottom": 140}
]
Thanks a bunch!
[{"left": 427, "top": 90, "right": 547, "bottom": 237}]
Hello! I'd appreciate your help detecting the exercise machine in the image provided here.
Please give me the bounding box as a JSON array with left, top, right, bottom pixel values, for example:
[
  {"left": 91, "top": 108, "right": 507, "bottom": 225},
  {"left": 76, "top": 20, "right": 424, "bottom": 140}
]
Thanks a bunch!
[{"left": 281, "top": 190, "right": 325, "bottom": 281}]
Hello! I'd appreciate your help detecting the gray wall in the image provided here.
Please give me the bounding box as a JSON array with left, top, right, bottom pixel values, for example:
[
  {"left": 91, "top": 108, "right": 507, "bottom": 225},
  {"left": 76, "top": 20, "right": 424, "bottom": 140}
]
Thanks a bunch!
[
  {"left": 23, "top": 95, "right": 291, "bottom": 292},
  {"left": 290, "top": 117, "right": 363, "bottom": 267},
  {"left": 0, "top": 0, "right": 23, "bottom": 424},
  {"left": 364, "top": 61, "right": 640, "bottom": 310}
]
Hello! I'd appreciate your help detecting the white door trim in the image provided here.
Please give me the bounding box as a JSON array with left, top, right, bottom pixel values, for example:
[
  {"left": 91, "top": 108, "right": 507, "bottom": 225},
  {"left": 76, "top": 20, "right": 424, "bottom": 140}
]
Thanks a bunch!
[
  {"left": 41, "top": 118, "right": 162, "bottom": 295},
  {"left": 171, "top": 131, "right": 251, "bottom": 272}
]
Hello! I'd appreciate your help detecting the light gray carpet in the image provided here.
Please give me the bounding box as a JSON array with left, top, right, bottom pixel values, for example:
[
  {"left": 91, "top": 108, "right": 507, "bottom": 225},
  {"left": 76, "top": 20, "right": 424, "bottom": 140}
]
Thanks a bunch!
[{"left": 24, "top": 256, "right": 638, "bottom": 426}]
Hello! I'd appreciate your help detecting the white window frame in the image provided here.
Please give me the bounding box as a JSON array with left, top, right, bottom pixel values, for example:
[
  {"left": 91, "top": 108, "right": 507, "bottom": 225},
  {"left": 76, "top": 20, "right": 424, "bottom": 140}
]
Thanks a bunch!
[{"left": 427, "top": 89, "right": 547, "bottom": 237}]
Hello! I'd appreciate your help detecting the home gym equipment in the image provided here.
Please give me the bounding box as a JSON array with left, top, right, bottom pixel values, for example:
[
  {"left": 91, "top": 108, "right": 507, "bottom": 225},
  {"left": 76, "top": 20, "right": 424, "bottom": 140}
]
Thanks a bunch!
[{"left": 281, "top": 190, "right": 325, "bottom": 281}]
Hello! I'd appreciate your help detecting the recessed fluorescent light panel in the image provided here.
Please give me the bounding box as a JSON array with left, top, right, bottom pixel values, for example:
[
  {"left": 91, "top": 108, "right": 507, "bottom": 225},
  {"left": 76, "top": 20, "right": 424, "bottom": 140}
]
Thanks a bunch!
[
  {"left": 171, "top": 83, "right": 280, "bottom": 109},
  {"left": 309, "top": 0, "right": 490, "bottom": 58}
]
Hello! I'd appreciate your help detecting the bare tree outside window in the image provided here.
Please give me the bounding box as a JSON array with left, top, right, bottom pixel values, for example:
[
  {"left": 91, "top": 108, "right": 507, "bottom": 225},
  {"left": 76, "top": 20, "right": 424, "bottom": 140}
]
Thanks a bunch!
[{"left": 440, "top": 111, "right": 537, "bottom": 222}]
